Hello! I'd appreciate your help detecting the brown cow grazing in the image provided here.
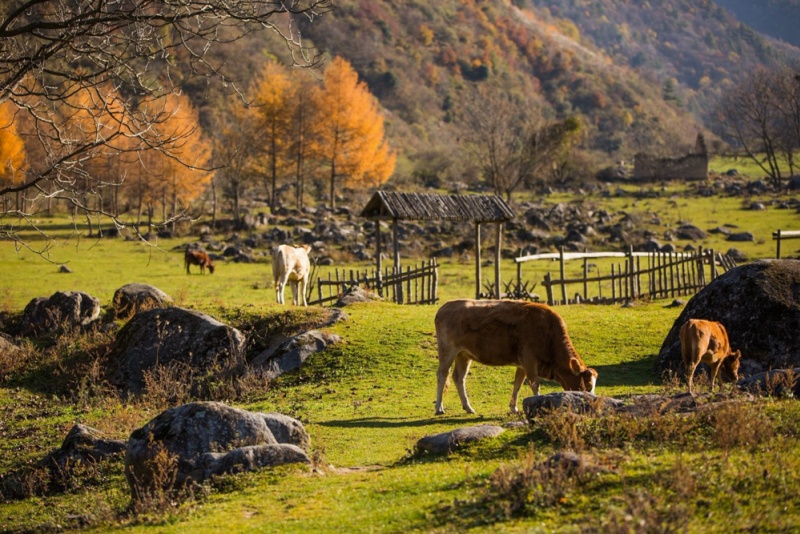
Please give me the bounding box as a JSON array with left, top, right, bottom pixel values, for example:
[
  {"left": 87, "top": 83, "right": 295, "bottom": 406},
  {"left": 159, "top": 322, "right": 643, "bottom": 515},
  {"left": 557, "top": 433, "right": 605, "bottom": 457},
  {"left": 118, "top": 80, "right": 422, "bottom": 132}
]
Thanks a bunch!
[
  {"left": 680, "top": 318, "right": 741, "bottom": 395},
  {"left": 185, "top": 249, "right": 215, "bottom": 275},
  {"left": 434, "top": 299, "right": 598, "bottom": 415},
  {"left": 272, "top": 244, "right": 311, "bottom": 306}
]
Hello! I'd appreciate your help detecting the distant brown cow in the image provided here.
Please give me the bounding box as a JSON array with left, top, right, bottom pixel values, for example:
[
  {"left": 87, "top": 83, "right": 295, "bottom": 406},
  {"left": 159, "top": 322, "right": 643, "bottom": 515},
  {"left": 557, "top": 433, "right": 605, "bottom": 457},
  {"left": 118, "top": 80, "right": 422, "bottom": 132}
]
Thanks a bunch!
[
  {"left": 434, "top": 299, "right": 598, "bottom": 415},
  {"left": 680, "top": 318, "right": 741, "bottom": 395},
  {"left": 185, "top": 249, "right": 215, "bottom": 275}
]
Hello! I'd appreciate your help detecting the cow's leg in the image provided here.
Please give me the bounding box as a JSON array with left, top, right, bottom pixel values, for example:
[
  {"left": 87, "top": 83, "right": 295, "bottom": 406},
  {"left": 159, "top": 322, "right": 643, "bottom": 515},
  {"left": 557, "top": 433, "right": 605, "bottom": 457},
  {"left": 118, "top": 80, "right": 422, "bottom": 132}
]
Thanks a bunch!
[
  {"left": 290, "top": 280, "right": 299, "bottom": 306},
  {"left": 276, "top": 276, "right": 288, "bottom": 304},
  {"left": 510, "top": 367, "right": 526, "bottom": 413},
  {"left": 434, "top": 348, "right": 455, "bottom": 415},
  {"left": 452, "top": 355, "right": 475, "bottom": 414},
  {"left": 299, "top": 278, "right": 308, "bottom": 306},
  {"left": 686, "top": 361, "right": 698, "bottom": 396},
  {"left": 709, "top": 360, "right": 723, "bottom": 391}
]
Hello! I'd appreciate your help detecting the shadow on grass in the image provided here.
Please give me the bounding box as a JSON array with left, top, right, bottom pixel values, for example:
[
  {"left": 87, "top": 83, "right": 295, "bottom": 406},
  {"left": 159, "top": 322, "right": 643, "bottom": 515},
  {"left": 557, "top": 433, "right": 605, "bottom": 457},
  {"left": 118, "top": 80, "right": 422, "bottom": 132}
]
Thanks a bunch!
[
  {"left": 318, "top": 414, "right": 494, "bottom": 429},
  {"left": 593, "top": 354, "right": 660, "bottom": 388}
]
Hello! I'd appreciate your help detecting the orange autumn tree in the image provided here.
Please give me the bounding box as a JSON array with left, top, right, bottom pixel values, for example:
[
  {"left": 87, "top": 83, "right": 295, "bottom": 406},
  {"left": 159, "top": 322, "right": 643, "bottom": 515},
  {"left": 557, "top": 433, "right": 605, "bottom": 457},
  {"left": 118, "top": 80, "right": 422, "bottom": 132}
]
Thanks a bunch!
[
  {"left": 252, "top": 62, "right": 293, "bottom": 212},
  {"left": 311, "top": 57, "right": 395, "bottom": 208},
  {"left": 132, "top": 93, "right": 211, "bottom": 229},
  {"left": 0, "top": 101, "right": 26, "bottom": 188}
]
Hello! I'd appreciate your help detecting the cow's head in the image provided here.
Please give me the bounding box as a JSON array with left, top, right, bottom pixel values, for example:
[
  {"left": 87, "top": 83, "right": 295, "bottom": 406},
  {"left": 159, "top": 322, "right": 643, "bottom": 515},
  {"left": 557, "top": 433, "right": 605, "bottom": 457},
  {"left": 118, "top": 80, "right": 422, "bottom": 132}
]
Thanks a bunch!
[
  {"left": 207, "top": 262, "right": 215, "bottom": 274},
  {"left": 561, "top": 366, "right": 598, "bottom": 394},
  {"left": 722, "top": 349, "right": 742, "bottom": 382}
]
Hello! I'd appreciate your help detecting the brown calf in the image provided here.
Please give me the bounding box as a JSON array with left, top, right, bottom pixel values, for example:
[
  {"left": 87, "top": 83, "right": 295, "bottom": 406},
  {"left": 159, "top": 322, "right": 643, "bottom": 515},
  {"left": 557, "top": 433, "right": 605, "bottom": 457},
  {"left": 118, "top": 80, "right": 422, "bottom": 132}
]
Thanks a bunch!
[
  {"left": 680, "top": 318, "right": 741, "bottom": 395},
  {"left": 185, "top": 249, "right": 215, "bottom": 275},
  {"left": 434, "top": 299, "right": 597, "bottom": 415}
]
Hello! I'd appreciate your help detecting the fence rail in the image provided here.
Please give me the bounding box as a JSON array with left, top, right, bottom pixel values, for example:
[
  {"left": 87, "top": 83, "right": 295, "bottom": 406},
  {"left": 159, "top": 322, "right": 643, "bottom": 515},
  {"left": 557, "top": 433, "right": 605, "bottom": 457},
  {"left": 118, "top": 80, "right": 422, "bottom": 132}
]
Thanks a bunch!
[
  {"left": 773, "top": 229, "right": 800, "bottom": 259},
  {"left": 308, "top": 259, "right": 438, "bottom": 306},
  {"left": 517, "top": 247, "right": 734, "bottom": 306}
]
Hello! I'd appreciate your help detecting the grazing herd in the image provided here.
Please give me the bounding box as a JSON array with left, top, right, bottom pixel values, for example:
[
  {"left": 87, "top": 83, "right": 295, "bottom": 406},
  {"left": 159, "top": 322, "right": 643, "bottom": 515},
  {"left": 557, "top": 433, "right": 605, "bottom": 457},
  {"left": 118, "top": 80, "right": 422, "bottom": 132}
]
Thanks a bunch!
[{"left": 181, "top": 243, "right": 742, "bottom": 409}]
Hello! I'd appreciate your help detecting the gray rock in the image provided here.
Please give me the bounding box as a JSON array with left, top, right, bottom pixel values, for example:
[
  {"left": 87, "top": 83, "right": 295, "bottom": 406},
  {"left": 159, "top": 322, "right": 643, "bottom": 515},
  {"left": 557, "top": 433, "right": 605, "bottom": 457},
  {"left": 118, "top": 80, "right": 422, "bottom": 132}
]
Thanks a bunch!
[
  {"left": 738, "top": 368, "right": 800, "bottom": 398},
  {"left": 125, "top": 402, "right": 309, "bottom": 498},
  {"left": 727, "top": 232, "right": 755, "bottom": 242},
  {"left": 252, "top": 330, "right": 342, "bottom": 380},
  {"left": 111, "top": 283, "right": 173, "bottom": 320},
  {"left": 335, "top": 286, "right": 382, "bottom": 307},
  {"left": 416, "top": 425, "right": 504, "bottom": 454},
  {"left": 725, "top": 248, "right": 748, "bottom": 262},
  {"left": 58, "top": 264, "right": 72, "bottom": 273},
  {"left": 111, "top": 307, "right": 245, "bottom": 393},
  {"left": 43, "top": 424, "right": 126, "bottom": 480},
  {"left": 656, "top": 260, "right": 800, "bottom": 375},
  {"left": 676, "top": 224, "right": 707, "bottom": 241},
  {"left": 21, "top": 291, "right": 101, "bottom": 337},
  {"left": 523, "top": 392, "right": 624, "bottom": 421}
]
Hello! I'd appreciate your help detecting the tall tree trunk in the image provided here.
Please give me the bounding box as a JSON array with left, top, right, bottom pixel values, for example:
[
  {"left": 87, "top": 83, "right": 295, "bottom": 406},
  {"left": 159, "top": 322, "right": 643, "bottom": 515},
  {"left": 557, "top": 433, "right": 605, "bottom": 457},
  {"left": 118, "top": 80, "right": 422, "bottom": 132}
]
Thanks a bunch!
[
  {"left": 211, "top": 176, "right": 217, "bottom": 228},
  {"left": 329, "top": 160, "right": 336, "bottom": 210},
  {"left": 270, "top": 123, "right": 277, "bottom": 213}
]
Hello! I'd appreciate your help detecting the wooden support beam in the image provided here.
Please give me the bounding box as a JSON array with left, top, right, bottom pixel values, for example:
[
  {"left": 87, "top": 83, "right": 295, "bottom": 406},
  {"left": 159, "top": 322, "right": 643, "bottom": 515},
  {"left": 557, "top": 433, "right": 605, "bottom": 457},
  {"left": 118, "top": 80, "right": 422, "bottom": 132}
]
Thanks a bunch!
[{"left": 475, "top": 223, "right": 482, "bottom": 299}]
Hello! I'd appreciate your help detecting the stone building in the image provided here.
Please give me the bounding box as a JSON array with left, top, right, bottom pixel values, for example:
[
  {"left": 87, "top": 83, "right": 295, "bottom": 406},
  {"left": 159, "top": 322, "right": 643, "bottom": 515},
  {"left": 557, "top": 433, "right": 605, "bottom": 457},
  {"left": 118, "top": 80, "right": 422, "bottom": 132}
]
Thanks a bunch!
[{"left": 633, "top": 133, "right": 709, "bottom": 181}]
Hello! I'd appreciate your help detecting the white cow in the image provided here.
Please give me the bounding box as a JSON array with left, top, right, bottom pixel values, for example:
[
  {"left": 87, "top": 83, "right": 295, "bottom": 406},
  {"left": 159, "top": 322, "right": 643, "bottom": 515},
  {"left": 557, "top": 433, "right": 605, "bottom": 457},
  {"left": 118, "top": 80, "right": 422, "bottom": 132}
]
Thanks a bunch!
[{"left": 272, "top": 244, "right": 311, "bottom": 306}]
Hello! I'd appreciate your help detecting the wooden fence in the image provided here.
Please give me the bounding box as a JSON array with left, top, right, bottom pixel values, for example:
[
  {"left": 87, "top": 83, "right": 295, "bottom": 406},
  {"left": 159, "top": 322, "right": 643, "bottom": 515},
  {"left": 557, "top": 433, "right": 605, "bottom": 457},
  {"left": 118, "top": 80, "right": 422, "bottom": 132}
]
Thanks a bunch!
[
  {"left": 773, "top": 229, "right": 800, "bottom": 259},
  {"left": 516, "top": 247, "right": 735, "bottom": 306},
  {"left": 308, "top": 259, "right": 438, "bottom": 306}
]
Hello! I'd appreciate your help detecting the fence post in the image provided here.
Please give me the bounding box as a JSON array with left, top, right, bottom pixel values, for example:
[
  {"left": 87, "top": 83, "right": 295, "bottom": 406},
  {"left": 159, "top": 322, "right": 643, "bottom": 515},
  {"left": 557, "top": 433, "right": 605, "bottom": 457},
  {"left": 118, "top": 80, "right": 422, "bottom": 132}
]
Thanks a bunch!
[
  {"left": 559, "top": 246, "right": 567, "bottom": 305},
  {"left": 583, "top": 256, "right": 588, "bottom": 301},
  {"left": 544, "top": 272, "right": 554, "bottom": 305},
  {"left": 777, "top": 229, "right": 782, "bottom": 259}
]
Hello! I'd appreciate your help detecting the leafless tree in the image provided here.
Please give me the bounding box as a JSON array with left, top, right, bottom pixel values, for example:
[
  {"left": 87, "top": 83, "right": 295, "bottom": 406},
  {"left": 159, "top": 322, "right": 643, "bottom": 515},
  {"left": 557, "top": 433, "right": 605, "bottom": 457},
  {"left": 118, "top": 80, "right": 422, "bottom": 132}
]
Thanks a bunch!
[
  {"left": 460, "top": 85, "right": 583, "bottom": 200},
  {"left": 715, "top": 66, "right": 800, "bottom": 188},
  {"left": 0, "top": 0, "right": 332, "bottom": 252}
]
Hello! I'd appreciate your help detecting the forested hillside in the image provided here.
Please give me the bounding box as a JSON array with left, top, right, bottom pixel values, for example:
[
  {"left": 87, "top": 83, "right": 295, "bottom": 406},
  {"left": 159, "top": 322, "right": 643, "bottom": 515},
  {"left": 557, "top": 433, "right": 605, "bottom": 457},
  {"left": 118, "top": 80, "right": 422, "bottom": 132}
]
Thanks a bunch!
[{"left": 287, "top": 0, "right": 800, "bottom": 185}]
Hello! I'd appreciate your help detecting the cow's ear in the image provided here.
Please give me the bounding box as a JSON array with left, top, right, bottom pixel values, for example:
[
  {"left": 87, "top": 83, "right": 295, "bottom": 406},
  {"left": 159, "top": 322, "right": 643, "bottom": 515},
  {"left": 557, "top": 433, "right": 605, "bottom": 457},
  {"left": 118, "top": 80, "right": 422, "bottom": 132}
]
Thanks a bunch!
[{"left": 569, "top": 358, "right": 583, "bottom": 374}]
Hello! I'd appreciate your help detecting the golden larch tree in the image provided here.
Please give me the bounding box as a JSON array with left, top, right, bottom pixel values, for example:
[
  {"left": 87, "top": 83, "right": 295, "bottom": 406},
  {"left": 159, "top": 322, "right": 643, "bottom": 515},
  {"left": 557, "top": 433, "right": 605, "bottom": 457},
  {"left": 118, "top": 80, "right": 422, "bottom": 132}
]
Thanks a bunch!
[
  {"left": 311, "top": 57, "right": 395, "bottom": 208},
  {"left": 0, "top": 100, "right": 26, "bottom": 187},
  {"left": 252, "top": 62, "right": 293, "bottom": 212}
]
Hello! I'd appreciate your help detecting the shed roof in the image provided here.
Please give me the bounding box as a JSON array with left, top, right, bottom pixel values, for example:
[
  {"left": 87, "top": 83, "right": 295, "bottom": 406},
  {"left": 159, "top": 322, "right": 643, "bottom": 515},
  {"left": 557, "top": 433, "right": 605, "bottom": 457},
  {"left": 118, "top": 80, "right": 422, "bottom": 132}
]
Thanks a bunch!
[{"left": 360, "top": 191, "right": 514, "bottom": 223}]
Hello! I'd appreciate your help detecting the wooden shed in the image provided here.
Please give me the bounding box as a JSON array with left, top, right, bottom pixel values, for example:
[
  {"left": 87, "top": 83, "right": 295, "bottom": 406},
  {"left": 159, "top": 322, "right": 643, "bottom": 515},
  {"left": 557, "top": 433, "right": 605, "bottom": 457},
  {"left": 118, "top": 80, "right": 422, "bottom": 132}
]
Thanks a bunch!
[{"left": 360, "top": 191, "right": 515, "bottom": 299}]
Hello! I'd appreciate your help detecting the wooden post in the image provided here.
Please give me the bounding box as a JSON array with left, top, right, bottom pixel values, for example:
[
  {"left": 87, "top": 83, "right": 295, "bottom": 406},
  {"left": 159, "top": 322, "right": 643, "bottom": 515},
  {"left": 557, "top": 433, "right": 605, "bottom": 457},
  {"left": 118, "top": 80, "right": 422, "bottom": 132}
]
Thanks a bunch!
[
  {"left": 544, "top": 272, "right": 554, "bottom": 305},
  {"left": 583, "top": 256, "right": 588, "bottom": 301},
  {"left": 495, "top": 222, "right": 502, "bottom": 299},
  {"left": 393, "top": 218, "right": 403, "bottom": 303},
  {"left": 559, "top": 246, "right": 567, "bottom": 305},
  {"left": 376, "top": 219, "right": 382, "bottom": 296},
  {"left": 611, "top": 264, "right": 616, "bottom": 302},
  {"left": 710, "top": 248, "right": 717, "bottom": 280},
  {"left": 517, "top": 249, "right": 522, "bottom": 297},
  {"left": 432, "top": 260, "right": 439, "bottom": 304},
  {"left": 475, "top": 223, "right": 482, "bottom": 299},
  {"left": 776, "top": 229, "right": 782, "bottom": 259}
]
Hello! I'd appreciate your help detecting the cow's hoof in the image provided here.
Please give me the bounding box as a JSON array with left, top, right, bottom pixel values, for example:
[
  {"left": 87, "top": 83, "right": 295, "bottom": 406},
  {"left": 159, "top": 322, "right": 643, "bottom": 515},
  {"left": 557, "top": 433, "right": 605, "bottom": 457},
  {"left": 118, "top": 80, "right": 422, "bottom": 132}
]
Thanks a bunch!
[
  {"left": 464, "top": 408, "right": 476, "bottom": 414},
  {"left": 435, "top": 410, "right": 444, "bottom": 416}
]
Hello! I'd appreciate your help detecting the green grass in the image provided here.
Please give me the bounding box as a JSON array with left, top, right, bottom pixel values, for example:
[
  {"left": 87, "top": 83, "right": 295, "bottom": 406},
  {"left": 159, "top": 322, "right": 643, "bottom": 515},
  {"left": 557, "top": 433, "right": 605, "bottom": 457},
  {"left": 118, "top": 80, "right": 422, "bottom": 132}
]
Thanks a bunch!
[{"left": 1, "top": 184, "right": 800, "bottom": 532}]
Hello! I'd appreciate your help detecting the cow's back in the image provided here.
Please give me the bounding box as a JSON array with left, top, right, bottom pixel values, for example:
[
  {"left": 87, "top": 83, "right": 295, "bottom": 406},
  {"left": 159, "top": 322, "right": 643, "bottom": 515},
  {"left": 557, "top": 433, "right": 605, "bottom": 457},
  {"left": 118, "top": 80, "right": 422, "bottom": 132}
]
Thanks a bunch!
[{"left": 435, "top": 299, "right": 570, "bottom": 370}]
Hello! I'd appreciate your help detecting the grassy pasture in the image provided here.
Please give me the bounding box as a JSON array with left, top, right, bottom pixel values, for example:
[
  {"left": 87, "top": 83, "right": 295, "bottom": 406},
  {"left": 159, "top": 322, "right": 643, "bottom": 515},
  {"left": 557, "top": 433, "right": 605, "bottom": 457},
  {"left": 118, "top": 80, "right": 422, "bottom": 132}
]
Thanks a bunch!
[{"left": 1, "top": 185, "right": 799, "bottom": 532}]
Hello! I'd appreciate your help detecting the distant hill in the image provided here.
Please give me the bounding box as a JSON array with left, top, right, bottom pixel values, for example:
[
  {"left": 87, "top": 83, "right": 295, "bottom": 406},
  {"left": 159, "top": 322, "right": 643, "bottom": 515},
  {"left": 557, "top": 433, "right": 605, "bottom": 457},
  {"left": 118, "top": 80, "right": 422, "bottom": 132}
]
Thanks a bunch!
[
  {"left": 714, "top": 0, "right": 800, "bottom": 49},
  {"left": 192, "top": 1, "right": 800, "bottom": 186}
]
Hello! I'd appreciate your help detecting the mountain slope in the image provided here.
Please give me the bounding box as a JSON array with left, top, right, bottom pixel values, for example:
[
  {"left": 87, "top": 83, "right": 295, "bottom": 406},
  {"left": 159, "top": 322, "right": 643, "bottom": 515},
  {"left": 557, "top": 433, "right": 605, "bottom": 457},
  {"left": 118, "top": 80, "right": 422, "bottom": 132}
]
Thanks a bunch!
[{"left": 714, "top": 0, "right": 800, "bottom": 49}]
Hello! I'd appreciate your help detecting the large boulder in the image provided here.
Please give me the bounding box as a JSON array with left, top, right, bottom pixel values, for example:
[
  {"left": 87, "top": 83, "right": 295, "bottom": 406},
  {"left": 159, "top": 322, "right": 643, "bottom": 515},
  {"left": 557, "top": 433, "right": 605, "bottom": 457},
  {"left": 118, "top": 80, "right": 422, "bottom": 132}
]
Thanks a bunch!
[
  {"left": 125, "top": 402, "right": 310, "bottom": 497},
  {"left": 111, "top": 307, "right": 246, "bottom": 393},
  {"left": 656, "top": 260, "right": 800, "bottom": 376},
  {"left": 111, "top": 283, "right": 173, "bottom": 319},
  {"left": 251, "top": 330, "right": 342, "bottom": 379},
  {"left": 21, "top": 291, "right": 101, "bottom": 337}
]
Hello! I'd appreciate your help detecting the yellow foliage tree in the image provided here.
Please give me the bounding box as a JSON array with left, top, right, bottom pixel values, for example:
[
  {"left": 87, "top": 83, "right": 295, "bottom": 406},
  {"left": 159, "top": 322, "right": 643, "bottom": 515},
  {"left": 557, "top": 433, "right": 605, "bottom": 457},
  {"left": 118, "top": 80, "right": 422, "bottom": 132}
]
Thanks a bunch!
[
  {"left": 133, "top": 93, "right": 211, "bottom": 228},
  {"left": 311, "top": 57, "right": 395, "bottom": 208},
  {"left": 0, "top": 101, "right": 26, "bottom": 187},
  {"left": 252, "top": 62, "right": 293, "bottom": 211}
]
